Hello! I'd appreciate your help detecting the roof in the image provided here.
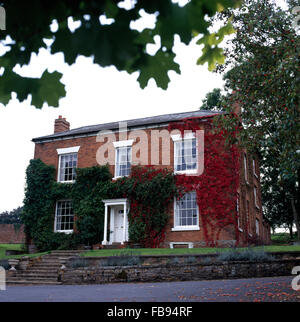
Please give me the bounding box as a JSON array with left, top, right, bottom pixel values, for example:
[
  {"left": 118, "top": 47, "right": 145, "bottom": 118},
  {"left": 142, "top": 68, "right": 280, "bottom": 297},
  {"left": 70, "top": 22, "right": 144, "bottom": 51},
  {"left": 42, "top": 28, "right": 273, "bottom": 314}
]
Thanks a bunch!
[{"left": 32, "top": 109, "right": 223, "bottom": 143}]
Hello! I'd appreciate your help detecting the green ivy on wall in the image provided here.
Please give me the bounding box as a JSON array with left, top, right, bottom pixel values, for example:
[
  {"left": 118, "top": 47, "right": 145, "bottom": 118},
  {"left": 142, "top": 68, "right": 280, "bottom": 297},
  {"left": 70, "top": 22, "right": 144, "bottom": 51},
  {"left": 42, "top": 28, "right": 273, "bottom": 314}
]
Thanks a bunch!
[{"left": 22, "top": 159, "right": 178, "bottom": 251}]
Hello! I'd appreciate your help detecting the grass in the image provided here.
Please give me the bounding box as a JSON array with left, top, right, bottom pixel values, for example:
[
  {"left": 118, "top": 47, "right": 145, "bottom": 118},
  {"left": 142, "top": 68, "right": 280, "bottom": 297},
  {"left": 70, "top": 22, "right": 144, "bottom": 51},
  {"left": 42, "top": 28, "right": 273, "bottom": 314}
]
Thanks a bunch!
[
  {"left": 1, "top": 243, "right": 300, "bottom": 260},
  {"left": 81, "top": 244, "right": 300, "bottom": 257},
  {"left": 0, "top": 243, "right": 49, "bottom": 260}
]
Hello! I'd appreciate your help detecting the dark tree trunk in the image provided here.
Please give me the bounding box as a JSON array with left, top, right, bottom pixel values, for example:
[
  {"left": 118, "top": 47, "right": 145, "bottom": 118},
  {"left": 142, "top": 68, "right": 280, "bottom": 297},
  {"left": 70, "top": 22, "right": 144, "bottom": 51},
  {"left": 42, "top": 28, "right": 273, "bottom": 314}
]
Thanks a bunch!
[{"left": 289, "top": 225, "right": 294, "bottom": 239}]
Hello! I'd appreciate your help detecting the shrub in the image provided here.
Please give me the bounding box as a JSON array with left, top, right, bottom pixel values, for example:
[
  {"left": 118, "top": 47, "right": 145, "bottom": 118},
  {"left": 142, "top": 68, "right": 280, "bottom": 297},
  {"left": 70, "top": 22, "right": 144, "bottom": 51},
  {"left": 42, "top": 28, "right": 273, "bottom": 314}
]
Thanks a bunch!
[
  {"left": 217, "top": 248, "right": 275, "bottom": 262},
  {"left": 100, "top": 251, "right": 142, "bottom": 267}
]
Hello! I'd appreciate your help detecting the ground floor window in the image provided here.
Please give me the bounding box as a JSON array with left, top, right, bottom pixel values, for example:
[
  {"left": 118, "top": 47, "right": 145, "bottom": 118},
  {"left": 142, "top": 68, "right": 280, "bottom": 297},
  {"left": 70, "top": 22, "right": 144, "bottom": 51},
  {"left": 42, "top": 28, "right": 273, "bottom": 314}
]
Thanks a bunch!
[
  {"left": 256, "top": 218, "right": 260, "bottom": 236},
  {"left": 54, "top": 200, "right": 74, "bottom": 233},
  {"left": 172, "top": 191, "right": 199, "bottom": 231}
]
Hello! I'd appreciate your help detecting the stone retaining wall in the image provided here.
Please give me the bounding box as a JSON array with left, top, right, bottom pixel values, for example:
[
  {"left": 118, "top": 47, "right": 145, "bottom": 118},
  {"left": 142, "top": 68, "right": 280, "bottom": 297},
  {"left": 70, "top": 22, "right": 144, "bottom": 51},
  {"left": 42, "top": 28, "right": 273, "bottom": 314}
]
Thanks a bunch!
[{"left": 59, "top": 257, "right": 300, "bottom": 285}]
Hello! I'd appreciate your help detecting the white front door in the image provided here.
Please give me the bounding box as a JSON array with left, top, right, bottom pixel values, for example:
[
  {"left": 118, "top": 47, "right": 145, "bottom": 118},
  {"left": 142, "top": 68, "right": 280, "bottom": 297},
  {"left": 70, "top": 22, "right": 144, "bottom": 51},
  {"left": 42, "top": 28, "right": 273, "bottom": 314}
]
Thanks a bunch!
[{"left": 113, "top": 206, "right": 124, "bottom": 243}]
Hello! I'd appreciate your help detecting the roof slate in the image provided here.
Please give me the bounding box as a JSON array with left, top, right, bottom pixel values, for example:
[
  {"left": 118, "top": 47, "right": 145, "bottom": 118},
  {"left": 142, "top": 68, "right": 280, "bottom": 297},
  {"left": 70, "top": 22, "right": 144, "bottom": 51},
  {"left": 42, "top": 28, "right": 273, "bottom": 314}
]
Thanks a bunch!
[{"left": 32, "top": 110, "right": 222, "bottom": 142}]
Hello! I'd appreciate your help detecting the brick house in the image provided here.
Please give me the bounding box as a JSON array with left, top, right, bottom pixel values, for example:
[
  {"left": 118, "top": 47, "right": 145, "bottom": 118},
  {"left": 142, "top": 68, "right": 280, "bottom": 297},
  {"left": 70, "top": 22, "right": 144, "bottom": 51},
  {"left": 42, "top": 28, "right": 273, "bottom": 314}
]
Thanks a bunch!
[{"left": 32, "top": 111, "right": 271, "bottom": 248}]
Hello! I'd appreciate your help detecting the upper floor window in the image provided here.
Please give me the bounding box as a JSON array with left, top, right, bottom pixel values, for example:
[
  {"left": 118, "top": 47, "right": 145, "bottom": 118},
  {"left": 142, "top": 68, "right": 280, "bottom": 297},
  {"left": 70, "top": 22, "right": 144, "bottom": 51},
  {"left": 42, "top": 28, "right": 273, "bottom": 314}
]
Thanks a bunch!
[
  {"left": 244, "top": 154, "right": 248, "bottom": 183},
  {"left": 172, "top": 191, "right": 199, "bottom": 231},
  {"left": 113, "top": 140, "right": 133, "bottom": 178},
  {"left": 254, "top": 186, "right": 259, "bottom": 208},
  {"left": 253, "top": 158, "right": 258, "bottom": 177},
  {"left": 172, "top": 134, "right": 197, "bottom": 174},
  {"left": 57, "top": 146, "right": 80, "bottom": 183},
  {"left": 54, "top": 200, "right": 74, "bottom": 233}
]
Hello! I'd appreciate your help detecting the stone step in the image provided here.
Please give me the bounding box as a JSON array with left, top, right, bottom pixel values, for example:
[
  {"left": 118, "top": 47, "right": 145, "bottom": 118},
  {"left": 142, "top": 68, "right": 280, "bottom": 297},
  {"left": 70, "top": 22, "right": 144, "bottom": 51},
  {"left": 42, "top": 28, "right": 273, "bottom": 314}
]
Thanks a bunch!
[
  {"left": 39, "top": 260, "right": 68, "bottom": 264},
  {"left": 25, "top": 268, "right": 59, "bottom": 273},
  {"left": 50, "top": 251, "right": 83, "bottom": 254},
  {"left": 7, "top": 276, "right": 59, "bottom": 281},
  {"left": 28, "top": 264, "right": 62, "bottom": 269},
  {"left": 102, "top": 245, "right": 122, "bottom": 249},
  {"left": 6, "top": 280, "right": 62, "bottom": 285},
  {"left": 13, "top": 272, "right": 58, "bottom": 277}
]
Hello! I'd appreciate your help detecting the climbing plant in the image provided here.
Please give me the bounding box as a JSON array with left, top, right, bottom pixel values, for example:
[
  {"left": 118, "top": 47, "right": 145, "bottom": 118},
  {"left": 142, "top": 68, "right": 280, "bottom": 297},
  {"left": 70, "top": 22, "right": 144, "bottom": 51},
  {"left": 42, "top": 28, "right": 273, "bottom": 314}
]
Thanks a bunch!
[
  {"left": 22, "top": 160, "right": 178, "bottom": 250},
  {"left": 169, "top": 116, "right": 240, "bottom": 246}
]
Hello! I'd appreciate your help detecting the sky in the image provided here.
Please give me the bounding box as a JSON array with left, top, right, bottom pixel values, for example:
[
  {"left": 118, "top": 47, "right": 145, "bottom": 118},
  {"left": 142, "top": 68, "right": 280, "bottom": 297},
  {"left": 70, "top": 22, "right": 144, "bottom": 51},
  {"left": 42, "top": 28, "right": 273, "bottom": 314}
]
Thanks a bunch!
[
  {"left": 0, "top": 20, "right": 225, "bottom": 213},
  {"left": 0, "top": 0, "right": 288, "bottom": 213}
]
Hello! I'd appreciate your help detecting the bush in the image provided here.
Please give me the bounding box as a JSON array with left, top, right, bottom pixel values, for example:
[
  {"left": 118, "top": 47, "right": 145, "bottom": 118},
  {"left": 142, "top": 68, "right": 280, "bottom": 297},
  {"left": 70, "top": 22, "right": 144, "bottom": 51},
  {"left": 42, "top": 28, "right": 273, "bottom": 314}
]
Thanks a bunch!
[
  {"left": 100, "top": 251, "right": 142, "bottom": 267},
  {"left": 217, "top": 248, "right": 275, "bottom": 262},
  {"left": 271, "top": 233, "right": 296, "bottom": 245}
]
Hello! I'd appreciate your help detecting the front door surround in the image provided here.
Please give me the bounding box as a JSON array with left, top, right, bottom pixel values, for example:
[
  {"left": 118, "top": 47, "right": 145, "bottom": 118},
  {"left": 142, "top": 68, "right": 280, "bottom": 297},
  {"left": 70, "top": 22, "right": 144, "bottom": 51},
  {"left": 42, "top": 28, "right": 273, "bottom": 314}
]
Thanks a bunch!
[{"left": 102, "top": 199, "right": 129, "bottom": 245}]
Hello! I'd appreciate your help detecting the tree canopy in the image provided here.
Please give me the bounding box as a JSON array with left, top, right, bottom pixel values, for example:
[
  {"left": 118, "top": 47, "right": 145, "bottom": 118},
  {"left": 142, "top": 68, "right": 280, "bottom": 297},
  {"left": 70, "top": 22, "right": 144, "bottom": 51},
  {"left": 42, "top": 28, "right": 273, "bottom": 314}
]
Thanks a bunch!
[
  {"left": 0, "top": 0, "right": 241, "bottom": 108},
  {"left": 199, "top": 87, "right": 224, "bottom": 111},
  {"left": 212, "top": 0, "right": 299, "bottom": 237},
  {"left": 0, "top": 206, "right": 23, "bottom": 224}
]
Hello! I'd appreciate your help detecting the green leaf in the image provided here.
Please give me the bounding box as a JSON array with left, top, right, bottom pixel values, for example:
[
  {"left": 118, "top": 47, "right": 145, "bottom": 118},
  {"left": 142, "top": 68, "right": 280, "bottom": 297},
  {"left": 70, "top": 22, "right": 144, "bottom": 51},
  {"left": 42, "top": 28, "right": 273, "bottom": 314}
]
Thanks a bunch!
[{"left": 137, "top": 49, "right": 180, "bottom": 89}]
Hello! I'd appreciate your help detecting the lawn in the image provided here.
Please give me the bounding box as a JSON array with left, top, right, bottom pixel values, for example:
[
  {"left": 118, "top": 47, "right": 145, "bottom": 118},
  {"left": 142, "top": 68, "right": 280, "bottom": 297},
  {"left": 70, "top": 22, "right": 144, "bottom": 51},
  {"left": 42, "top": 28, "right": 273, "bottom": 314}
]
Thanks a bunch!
[
  {"left": 81, "top": 244, "right": 300, "bottom": 257},
  {"left": 0, "top": 243, "right": 48, "bottom": 260}
]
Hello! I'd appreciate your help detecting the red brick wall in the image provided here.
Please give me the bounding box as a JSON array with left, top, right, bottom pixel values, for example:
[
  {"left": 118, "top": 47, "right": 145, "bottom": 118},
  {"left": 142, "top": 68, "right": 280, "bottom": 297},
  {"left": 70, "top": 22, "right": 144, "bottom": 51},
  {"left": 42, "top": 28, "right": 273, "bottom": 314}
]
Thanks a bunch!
[
  {"left": 0, "top": 224, "right": 25, "bottom": 244},
  {"left": 34, "top": 122, "right": 271, "bottom": 247}
]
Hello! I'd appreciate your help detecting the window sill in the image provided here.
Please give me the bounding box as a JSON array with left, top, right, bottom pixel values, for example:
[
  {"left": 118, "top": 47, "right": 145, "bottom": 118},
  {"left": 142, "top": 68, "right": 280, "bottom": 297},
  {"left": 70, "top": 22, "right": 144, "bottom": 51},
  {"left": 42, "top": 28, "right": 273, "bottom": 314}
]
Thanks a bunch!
[
  {"left": 238, "top": 228, "right": 243, "bottom": 232},
  {"left": 171, "top": 226, "right": 200, "bottom": 232},
  {"left": 112, "top": 175, "right": 130, "bottom": 180},
  {"left": 54, "top": 230, "right": 73, "bottom": 234},
  {"left": 174, "top": 169, "right": 198, "bottom": 175},
  {"left": 57, "top": 180, "right": 75, "bottom": 184}
]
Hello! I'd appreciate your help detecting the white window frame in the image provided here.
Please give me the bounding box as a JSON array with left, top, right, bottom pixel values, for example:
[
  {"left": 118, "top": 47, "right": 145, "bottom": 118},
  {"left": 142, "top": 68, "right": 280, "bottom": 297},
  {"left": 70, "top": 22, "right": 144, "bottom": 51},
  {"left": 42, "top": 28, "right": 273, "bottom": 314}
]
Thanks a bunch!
[
  {"left": 170, "top": 242, "right": 194, "bottom": 249},
  {"left": 172, "top": 133, "right": 198, "bottom": 175},
  {"left": 256, "top": 218, "right": 260, "bottom": 236},
  {"left": 253, "top": 158, "right": 258, "bottom": 178},
  {"left": 246, "top": 200, "right": 252, "bottom": 237},
  {"left": 54, "top": 200, "right": 74, "bottom": 234},
  {"left": 244, "top": 154, "right": 249, "bottom": 183},
  {"left": 172, "top": 191, "right": 200, "bottom": 231},
  {"left": 57, "top": 146, "right": 80, "bottom": 183},
  {"left": 113, "top": 140, "right": 133, "bottom": 179},
  {"left": 237, "top": 193, "right": 243, "bottom": 232},
  {"left": 254, "top": 186, "right": 259, "bottom": 208}
]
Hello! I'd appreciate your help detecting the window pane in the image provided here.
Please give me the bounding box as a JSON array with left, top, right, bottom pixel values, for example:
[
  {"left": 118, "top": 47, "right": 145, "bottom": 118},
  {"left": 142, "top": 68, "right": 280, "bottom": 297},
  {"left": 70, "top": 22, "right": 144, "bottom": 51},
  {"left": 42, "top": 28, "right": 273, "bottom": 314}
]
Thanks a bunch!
[
  {"left": 175, "top": 192, "right": 198, "bottom": 227},
  {"left": 55, "top": 201, "right": 74, "bottom": 231},
  {"left": 59, "top": 153, "right": 77, "bottom": 182},
  {"left": 175, "top": 139, "right": 197, "bottom": 172},
  {"left": 116, "top": 147, "right": 131, "bottom": 177}
]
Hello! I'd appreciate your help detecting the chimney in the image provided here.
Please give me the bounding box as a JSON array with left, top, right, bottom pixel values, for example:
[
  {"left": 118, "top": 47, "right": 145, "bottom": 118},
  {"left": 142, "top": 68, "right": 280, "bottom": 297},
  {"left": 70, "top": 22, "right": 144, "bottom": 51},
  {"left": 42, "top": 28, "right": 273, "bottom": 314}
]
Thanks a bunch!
[
  {"left": 231, "top": 91, "right": 241, "bottom": 116},
  {"left": 54, "top": 115, "right": 70, "bottom": 133}
]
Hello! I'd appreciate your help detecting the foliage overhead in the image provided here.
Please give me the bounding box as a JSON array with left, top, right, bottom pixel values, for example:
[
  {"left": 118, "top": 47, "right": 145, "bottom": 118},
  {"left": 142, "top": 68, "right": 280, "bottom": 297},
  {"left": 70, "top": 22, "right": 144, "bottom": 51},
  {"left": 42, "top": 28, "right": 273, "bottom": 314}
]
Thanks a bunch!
[{"left": 0, "top": 0, "right": 241, "bottom": 108}]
